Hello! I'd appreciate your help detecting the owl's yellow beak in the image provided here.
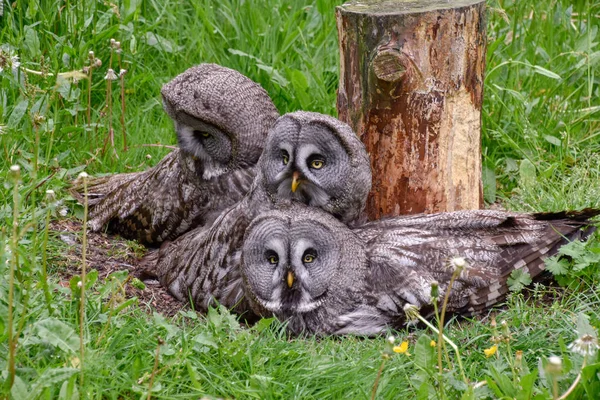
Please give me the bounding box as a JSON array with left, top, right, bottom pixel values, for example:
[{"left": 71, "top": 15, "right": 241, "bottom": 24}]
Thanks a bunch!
[
  {"left": 291, "top": 171, "right": 301, "bottom": 193},
  {"left": 286, "top": 270, "right": 295, "bottom": 288}
]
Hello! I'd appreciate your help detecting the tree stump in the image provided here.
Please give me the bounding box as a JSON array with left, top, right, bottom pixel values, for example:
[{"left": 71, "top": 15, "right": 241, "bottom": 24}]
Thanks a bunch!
[{"left": 336, "top": 0, "right": 486, "bottom": 219}]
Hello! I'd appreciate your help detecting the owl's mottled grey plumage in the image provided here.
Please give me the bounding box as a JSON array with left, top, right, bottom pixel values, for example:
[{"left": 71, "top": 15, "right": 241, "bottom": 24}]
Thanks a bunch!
[
  {"left": 73, "top": 64, "right": 279, "bottom": 245},
  {"left": 141, "top": 111, "right": 371, "bottom": 313},
  {"left": 241, "top": 205, "right": 599, "bottom": 336}
]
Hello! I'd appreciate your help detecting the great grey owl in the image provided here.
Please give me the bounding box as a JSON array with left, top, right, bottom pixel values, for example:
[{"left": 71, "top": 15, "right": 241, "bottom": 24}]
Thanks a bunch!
[
  {"left": 240, "top": 205, "right": 599, "bottom": 336},
  {"left": 141, "top": 111, "right": 372, "bottom": 316},
  {"left": 73, "top": 64, "right": 279, "bottom": 245}
]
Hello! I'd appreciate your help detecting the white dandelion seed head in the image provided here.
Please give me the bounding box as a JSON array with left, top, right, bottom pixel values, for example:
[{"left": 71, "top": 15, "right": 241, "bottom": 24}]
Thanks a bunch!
[
  {"left": 78, "top": 171, "right": 89, "bottom": 179},
  {"left": 58, "top": 207, "right": 68, "bottom": 217},
  {"left": 10, "top": 165, "right": 20, "bottom": 173},
  {"left": 119, "top": 69, "right": 127, "bottom": 77},
  {"left": 104, "top": 68, "right": 117, "bottom": 80},
  {"left": 569, "top": 334, "right": 599, "bottom": 357},
  {"left": 10, "top": 55, "right": 20, "bottom": 70},
  {"left": 77, "top": 281, "right": 83, "bottom": 288},
  {"left": 403, "top": 303, "right": 420, "bottom": 321},
  {"left": 387, "top": 336, "right": 395, "bottom": 345},
  {"left": 548, "top": 356, "right": 562, "bottom": 366},
  {"left": 450, "top": 256, "right": 468, "bottom": 271}
]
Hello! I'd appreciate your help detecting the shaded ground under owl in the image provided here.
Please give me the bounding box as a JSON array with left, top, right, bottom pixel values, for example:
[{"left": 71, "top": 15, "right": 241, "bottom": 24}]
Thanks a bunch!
[
  {"left": 240, "top": 205, "right": 599, "bottom": 336},
  {"left": 72, "top": 63, "right": 279, "bottom": 245}
]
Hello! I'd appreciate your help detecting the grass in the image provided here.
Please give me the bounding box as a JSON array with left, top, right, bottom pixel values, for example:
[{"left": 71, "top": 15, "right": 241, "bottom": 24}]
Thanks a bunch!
[{"left": 1, "top": 0, "right": 600, "bottom": 398}]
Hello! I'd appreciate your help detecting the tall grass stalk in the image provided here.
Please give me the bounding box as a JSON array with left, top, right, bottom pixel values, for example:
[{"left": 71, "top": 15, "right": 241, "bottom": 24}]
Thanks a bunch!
[
  {"left": 437, "top": 259, "right": 465, "bottom": 381},
  {"left": 147, "top": 337, "right": 163, "bottom": 400},
  {"left": 78, "top": 172, "right": 89, "bottom": 389},
  {"left": 6, "top": 165, "right": 21, "bottom": 390},
  {"left": 86, "top": 51, "right": 94, "bottom": 128},
  {"left": 117, "top": 43, "right": 128, "bottom": 152},
  {"left": 40, "top": 190, "right": 55, "bottom": 314}
]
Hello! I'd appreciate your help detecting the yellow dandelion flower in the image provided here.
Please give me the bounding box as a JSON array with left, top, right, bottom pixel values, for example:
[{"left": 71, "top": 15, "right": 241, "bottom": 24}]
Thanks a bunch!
[
  {"left": 430, "top": 340, "right": 436, "bottom": 347},
  {"left": 393, "top": 341, "right": 410, "bottom": 355},
  {"left": 484, "top": 345, "right": 497, "bottom": 358}
]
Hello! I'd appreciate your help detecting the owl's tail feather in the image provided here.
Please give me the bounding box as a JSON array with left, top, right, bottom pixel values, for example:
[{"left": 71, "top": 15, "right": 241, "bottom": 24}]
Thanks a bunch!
[{"left": 462, "top": 208, "right": 599, "bottom": 315}]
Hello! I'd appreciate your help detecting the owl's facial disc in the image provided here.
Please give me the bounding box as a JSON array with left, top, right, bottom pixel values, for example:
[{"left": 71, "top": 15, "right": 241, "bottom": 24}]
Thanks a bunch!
[
  {"left": 263, "top": 120, "right": 352, "bottom": 213},
  {"left": 242, "top": 215, "right": 339, "bottom": 316},
  {"left": 172, "top": 111, "right": 233, "bottom": 180}
]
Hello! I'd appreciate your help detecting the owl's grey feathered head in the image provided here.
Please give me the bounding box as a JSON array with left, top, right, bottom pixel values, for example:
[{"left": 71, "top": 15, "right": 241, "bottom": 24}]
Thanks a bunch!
[
  {"left": 259, "top": 111, "right": 372, "bottom": 224},
  {"left": 241, "top": 205, "right": 368, "bottom": 335},
  {"left": 162, "top": 64, "right": 279, "bottom": 179}
]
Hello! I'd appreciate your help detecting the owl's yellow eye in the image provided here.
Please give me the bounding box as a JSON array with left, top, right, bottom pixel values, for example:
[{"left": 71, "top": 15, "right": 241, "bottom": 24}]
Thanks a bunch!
[
  {"left": 310, "top": 159, "right": 324, "bottom": 169},
  {"left": 303, "top": 254, "right": 316, "bottom": 263},
  {"left": 268, "top": 255, "right": 279, "bottom": 264},
  {"left": 281, "top": 151, "right": 289, "bottom": 165},
  {"left": 193, "top": 130, "right": 211, "bottom": 138}
]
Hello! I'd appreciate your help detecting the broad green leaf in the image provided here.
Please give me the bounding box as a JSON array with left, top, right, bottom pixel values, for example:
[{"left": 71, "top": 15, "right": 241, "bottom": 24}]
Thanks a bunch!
[
  {"left": 558, "top": 240, "right": 586, "bottom": 258},
  {"left": 11, "top": 375, "right": 30, "bottom": 400},
  {"left": 532, "top": 65, "right": 561, "bottom": 80},
  {"left": 256, "top": 64, "right": 289, "bottom": 87},
  {"left": 30, "top": 368, "right": 79, "bottom": 398},
  {"left": 576, "top": 313, "right": 596, "bottom": 337},
  {"left": 24, "top": 26, "right": 41, "bottom": 58},
  {"left": 95, "top": 10, "right": 114, "bottom": 33},
  {"left": 545, "top": 256, "right": 569, "bottom": 275},
  {"left": 145, "top": 32, "right": 179, "bottom": 53},
  {"left": 519, "top": 159, "right": 536, "bottom": 188},
  {"left": 487, "top": 364, "right": 517, "bottom": 397},
  {"left": 8, "top": 99, "right": 29, "bottom": 128},
  {"left": 58, "top": 375, "right": 79, "bottom": 400},
  {"left": 516, "top": 369, "right": 538, "bottom": 400},
  {"left": 414, "top": 334, "right": 436, "bottom": 370},
  {"left": 508, "top": 269, "right": 532, "bottom": 292},
  {"left": 483, "top": 166, "right": 497, "bottom": 203},
  {"left": 35, "top": 318, "right": 80, "bottom": 353},
  {"left": 543, "top": 135, "right": 561, "bottom": 147},
  {"left": 289, "top": 69, "right": 311, "bottom": 108}
]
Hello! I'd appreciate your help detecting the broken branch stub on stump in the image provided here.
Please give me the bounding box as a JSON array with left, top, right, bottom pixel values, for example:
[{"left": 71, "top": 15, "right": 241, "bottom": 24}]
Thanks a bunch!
[{"left": 336, "top": 0, "right": 486, "bottom": 220}]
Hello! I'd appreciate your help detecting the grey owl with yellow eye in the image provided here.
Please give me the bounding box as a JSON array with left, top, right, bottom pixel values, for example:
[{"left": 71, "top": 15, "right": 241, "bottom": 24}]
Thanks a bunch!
[
  {"left": 141, "top": 111, "right": 372, "bottom": 315},
  {"left": 241, "top": 205, "right": 599, "bottom": 336},
  {"left": 73, "top": 64, "right": 279, "bottom": 245}
]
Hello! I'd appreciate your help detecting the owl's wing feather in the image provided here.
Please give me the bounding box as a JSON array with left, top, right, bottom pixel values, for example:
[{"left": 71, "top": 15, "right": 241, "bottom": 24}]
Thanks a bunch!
[
  {"left": 356, "top": 209, "right": 599, "bottom": 326},
  {"left": 72, "top": 149, "right": 255, "bottom": 245},
  {"left": 139, "top": 180, "right": 272, "bottom": 318}
]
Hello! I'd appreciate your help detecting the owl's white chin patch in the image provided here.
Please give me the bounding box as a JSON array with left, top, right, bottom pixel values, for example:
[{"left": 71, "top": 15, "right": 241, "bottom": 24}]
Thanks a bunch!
[
  {"left": 259, "top": 297, "right": 323, "bottom": 314},
  {"left": 276, "top": 179, "right": 330, "bottom": 207}
]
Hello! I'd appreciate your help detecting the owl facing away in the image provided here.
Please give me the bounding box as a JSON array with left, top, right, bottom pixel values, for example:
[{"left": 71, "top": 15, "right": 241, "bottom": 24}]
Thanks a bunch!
[
  {"left": 241, "top": 205, "right": 599, "bottom": 336},
  {"left": 72, "top": 64, "right": 279, "bottom": 245},
  {"left": 141, "top": 111, "right": 372, "bottom": 315}
]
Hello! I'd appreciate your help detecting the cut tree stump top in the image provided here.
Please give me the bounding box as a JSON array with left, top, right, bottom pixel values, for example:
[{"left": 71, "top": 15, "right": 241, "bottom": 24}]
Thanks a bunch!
[{"left": 339, "top": 0, "right": 484, "bottom": 15}]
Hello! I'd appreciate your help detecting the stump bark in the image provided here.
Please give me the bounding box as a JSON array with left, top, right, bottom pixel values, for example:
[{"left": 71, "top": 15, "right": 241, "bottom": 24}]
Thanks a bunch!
[{"left": 336, "top": 0, "right": 486, "bottom": 219}]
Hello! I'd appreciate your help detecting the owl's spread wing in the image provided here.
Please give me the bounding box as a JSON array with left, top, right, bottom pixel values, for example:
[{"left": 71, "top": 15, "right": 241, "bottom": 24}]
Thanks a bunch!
[
  {"left": 72, "top": 149, "right": 255, "bottom": 245},
  {"left": 139, "top": 185, "right": 270, "bottom": 319},
  {"left": 355, "top": 209, "right": 599, "bottom": 325}
]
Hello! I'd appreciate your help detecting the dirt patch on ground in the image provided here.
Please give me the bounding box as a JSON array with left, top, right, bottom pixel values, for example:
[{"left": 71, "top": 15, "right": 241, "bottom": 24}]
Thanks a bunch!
[{"left": 50, "top": 218, "right": 186, "bottom": 317}]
